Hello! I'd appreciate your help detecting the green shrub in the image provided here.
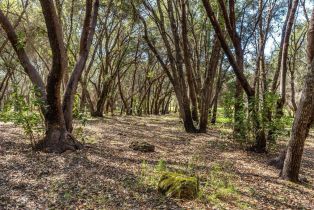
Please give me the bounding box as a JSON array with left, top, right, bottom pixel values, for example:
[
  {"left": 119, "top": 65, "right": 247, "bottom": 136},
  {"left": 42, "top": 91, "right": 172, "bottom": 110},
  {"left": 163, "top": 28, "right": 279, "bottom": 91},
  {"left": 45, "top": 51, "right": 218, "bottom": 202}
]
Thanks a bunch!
[{"left": 0, "top": 86, "right": 44, "bottom": 146}]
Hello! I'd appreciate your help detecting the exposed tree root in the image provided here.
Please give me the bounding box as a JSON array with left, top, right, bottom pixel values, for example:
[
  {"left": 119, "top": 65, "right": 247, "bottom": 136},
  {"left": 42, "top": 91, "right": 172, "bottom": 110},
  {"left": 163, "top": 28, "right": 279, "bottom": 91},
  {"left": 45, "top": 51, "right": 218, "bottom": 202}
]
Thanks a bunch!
[
  {"left": 35, "top": 128, "right": 83, "bottom": 153},
  {"left": 268, "top": 149, "right": 286, "bottom": 169}
]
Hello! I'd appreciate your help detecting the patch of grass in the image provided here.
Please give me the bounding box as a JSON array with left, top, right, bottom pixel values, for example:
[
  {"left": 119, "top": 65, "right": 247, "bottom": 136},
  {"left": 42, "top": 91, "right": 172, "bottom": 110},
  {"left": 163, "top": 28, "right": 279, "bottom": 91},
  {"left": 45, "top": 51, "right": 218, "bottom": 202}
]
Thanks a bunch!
[
  {"left": 199, "top": 162, "right": 249, "bottom": 209},
  {"left": 139, "top": 160, "right": 168, "bottom": 188},
  {"left": 216, "top": 116, "right": 233, "bottom": 124},
  {"left": 139, "top": 159, "right": 249, "bottom": 208}
]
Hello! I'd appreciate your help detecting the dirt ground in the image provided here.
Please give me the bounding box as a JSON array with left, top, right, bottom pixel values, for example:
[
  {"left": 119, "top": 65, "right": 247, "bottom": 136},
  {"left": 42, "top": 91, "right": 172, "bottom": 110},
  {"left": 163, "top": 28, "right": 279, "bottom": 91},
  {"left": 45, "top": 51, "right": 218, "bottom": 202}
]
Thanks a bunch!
[{"left": 0, "top": 115, "right": 313, "bottom": 209}]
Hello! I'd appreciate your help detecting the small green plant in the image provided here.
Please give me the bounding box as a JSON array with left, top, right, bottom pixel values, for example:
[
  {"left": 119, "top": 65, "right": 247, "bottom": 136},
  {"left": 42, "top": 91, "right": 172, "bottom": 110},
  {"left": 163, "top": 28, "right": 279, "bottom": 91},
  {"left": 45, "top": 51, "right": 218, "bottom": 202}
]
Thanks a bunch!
[
  {"left": 72, "top": 94, "right": 90, "bottom": 143},
  {"left": 156, "top": 159, "right": 167, "bottom": 172},
  {"left": 222, "top": 91, "right": 235, "bottom": 119},
  {"left": 199, "top": 162, "right": 240, "bottom": 208},
  {"left": 0, "top": 85, "right": 44, "bottom": 147}
]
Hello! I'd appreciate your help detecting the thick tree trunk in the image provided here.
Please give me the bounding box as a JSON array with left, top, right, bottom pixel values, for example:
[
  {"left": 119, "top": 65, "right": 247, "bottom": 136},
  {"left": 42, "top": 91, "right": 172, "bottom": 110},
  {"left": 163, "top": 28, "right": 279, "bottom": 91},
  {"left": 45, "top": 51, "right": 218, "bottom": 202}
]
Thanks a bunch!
[
  {"left": 35, "top": 125, "right": 83, "bottom": 153},
  {"left": 175, "top": 87, "right": 198, "bottom": 133},
  {"left": 281, "top": 68, "right": 314, "bottom": 181},
  {"left": 92, "top": 80, "right": 111, "bottom": 117},
  {"left": 35, "top": 0, "right": 83, "bottom": 153}
]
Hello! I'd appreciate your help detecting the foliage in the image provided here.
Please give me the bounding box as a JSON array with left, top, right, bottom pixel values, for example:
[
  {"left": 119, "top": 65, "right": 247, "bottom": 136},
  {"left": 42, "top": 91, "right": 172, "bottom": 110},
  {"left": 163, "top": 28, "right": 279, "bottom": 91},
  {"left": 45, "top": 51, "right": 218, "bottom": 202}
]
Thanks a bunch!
[
  {"left": 0, "top": 85, "right": 44, "bottom": 146},
  {"left": 221, "top": 89, "right": 235, "bottom": 119}
]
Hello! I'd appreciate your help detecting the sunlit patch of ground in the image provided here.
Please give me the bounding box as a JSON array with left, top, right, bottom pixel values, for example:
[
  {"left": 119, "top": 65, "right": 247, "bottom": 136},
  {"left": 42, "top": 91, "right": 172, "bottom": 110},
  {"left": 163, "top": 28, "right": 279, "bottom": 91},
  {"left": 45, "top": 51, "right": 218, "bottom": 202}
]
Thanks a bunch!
[{"left": 0, "top": 115, "right": 313, "bottom": 209}]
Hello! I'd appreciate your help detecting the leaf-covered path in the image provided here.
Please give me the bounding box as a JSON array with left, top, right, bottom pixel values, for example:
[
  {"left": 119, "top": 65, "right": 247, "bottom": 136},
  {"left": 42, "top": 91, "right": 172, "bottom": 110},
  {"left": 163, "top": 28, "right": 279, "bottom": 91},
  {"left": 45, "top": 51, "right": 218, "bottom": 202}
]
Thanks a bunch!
[{"left": 0, "top": 115, "right": 313, "bottom": 209}]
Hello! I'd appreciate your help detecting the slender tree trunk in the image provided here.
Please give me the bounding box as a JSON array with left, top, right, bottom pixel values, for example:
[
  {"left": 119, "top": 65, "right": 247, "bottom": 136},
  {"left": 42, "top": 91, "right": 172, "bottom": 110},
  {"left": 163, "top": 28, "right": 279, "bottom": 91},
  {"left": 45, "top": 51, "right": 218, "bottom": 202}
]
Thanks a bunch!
[
  {"left": 181, "top": 0, "right": 198, "bottom": 122},
  {"left": 290, "top": 58, "right": 298, "bottom": 113},
  {"left": 233, "top": 44, "right": 246, "bottom": 140},
  {"left": 269, "top": 0, "right": 299, "bottom": 141},
  {"left": 199, "top": 37, "right": 221, "bottom": 133},
  {"left": 63, "top": 0, "right": 99, "bottom": 132},
  {"left": 211, "top": 61, "right": 224, "bottom": 124}
]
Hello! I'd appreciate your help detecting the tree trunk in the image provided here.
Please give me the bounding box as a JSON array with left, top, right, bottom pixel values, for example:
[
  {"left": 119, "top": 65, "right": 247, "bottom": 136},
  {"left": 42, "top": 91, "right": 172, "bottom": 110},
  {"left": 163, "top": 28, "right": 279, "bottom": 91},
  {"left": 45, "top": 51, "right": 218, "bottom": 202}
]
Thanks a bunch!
[
  {"left": 35, "top": 0, "right": 83, "bottom": 153},
  {"left": 269, "top": 0, "right": 299, "bottom": 141},
  {"left": 181, "top": 0, "right": 198, "bottom": 122},
  {"left": 92, "top": 80, "right": 111, "bottom": 117},
  {"left": 233, "top": 44, "right": 246, "bottom": 141},
  {"left": 199, "top": 37, "right": 221, "bottom": 133},
  {"left": 35, "top": 125, "right": 82, "bottom": 153},
  {"left": 63, "top": 0, "right": 99, "bottom": 132},
  {"left": 211, "top": 62, "right": 225, "bottom": 124}
]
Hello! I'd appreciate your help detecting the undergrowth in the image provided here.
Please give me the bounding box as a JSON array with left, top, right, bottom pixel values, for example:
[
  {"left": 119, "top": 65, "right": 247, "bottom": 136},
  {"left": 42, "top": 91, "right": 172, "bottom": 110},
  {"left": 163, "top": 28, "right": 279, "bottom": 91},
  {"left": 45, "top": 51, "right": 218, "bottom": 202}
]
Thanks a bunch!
[{"left": 138, "top": 158, "right": 250, "bottom": 209}]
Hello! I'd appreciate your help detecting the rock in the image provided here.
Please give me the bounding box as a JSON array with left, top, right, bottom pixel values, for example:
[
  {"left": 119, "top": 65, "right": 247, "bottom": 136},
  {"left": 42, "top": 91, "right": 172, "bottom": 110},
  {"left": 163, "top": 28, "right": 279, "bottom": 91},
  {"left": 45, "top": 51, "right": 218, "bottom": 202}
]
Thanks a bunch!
[
  {"left": 158, "top": 172, "right": 199, "bottom": 200},
  {"left": 129, "top": 141, "right": 155, "bottom": 152}
]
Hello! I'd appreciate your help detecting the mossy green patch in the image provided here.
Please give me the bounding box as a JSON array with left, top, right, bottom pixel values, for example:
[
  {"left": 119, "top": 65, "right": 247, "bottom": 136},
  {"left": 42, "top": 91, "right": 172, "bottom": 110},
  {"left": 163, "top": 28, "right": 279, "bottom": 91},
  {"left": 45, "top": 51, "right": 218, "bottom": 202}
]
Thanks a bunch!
[{"left": 158, "top": 172, "right": 199, "bottom": 200}]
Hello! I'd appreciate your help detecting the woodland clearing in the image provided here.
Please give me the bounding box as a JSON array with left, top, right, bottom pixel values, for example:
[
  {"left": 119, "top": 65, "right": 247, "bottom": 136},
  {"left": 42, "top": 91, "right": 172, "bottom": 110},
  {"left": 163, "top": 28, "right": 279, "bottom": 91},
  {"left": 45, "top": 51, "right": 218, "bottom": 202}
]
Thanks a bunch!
[{"left": 0, "top": 115, "right": 313, "bottom": 210}]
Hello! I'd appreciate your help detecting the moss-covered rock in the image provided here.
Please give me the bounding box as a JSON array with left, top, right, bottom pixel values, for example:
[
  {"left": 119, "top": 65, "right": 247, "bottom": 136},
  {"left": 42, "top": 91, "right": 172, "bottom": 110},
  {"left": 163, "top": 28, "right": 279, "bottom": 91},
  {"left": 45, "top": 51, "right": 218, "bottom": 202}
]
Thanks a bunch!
[
  {"left": 129, "top": 141, "right": 155, "bottom": 152},
  {"left": 158, "top": 172, "right": 199, "bottom": 200}
]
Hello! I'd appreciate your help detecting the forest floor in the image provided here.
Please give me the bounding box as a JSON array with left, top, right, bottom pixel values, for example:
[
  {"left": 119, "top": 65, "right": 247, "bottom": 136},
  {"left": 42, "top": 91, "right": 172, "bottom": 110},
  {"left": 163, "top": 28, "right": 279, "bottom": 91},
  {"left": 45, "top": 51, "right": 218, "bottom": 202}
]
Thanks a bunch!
[{"left": 0, "top": 115, "right": 313, "bottom": 210}]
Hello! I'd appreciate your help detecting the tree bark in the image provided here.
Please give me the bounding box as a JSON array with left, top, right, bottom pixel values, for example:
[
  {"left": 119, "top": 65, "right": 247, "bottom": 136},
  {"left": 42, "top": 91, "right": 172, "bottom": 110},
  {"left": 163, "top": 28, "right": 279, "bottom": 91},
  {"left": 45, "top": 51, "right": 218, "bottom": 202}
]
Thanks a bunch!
[
  {"left": 181, "top": 0, "right": 199, "bottom": 122},
  {"left": 199, "top": 37, "right": 221, "bottom": 132}
]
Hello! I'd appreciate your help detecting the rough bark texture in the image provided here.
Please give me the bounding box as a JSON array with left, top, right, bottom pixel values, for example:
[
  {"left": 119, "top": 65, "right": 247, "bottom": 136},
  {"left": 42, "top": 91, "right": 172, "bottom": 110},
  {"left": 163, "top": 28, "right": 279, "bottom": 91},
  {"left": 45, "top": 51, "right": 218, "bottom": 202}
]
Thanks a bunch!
[
  {"left": 36, "top": 0, "right": 83, "bottom": 153},
  {"left": 0, "top": 1, "right": 95, "bottom": 153},
  {"left": 35, "top": 127, "right": 83, "bottom": 153}
]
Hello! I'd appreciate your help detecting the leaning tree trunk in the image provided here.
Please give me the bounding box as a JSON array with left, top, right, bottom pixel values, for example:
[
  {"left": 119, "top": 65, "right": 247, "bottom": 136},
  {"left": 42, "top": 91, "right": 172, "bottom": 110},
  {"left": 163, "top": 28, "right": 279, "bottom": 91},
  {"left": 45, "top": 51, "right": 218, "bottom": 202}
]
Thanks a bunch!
[
  {"left": 233, "top": 44, "right": 246, "bottom": 141},
  {"left": 281, "top": 9, "right": 314, "bottom": 182}
]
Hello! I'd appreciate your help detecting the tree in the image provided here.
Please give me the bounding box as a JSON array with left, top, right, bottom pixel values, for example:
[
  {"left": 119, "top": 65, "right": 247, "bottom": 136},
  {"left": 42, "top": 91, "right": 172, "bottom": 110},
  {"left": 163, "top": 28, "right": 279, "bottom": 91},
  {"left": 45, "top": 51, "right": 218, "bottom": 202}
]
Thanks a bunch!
[
  {"left": 0, "top": 0, "right": 99, "bottom": 153},
  {"left": 202, "top": 0, "right": 268, "bottom": 152},
  {"left": 280, "top": 8, "right": 314, "bottom": 182},
  {"left": 136, "top": 0, "right": 222, "bottom": 133},
  {"left": 269, "top": 0, "right": 299, "bottom": 142}
]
